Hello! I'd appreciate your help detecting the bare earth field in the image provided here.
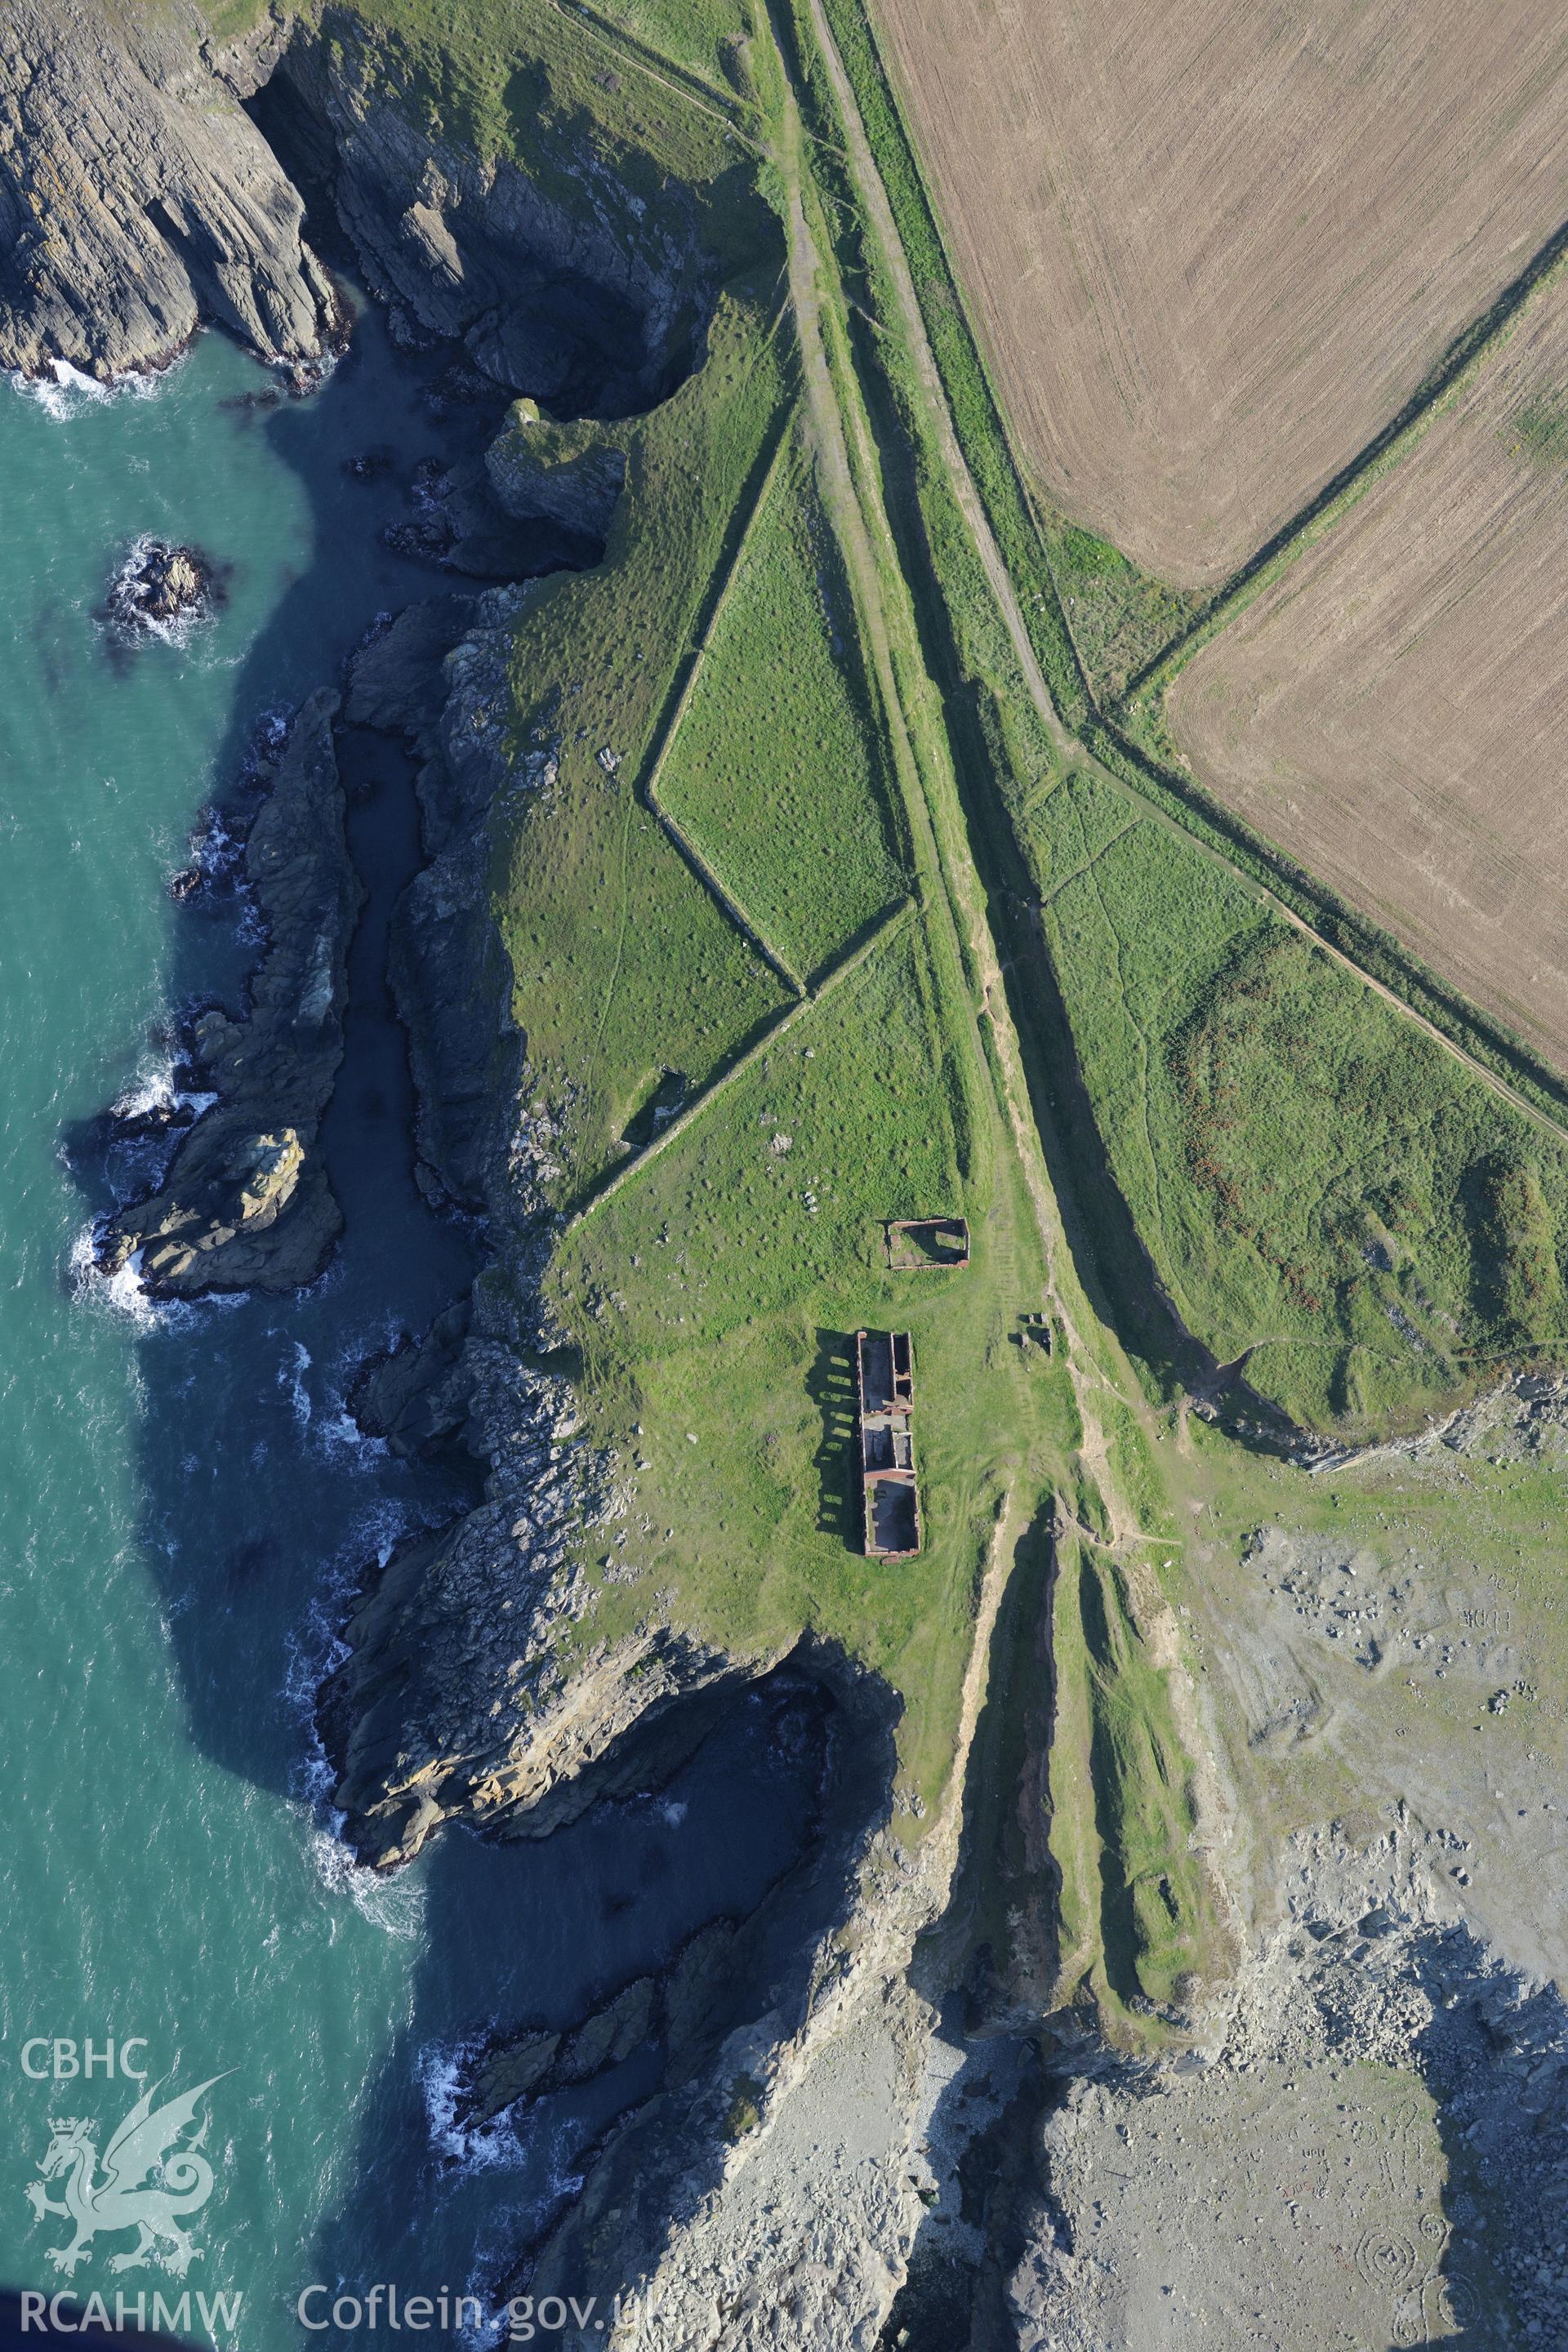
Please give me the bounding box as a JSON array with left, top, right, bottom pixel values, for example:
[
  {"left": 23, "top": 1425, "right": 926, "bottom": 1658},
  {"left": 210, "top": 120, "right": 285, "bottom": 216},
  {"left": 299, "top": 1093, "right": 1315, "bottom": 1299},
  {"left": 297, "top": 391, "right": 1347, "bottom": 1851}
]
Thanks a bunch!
[
  {"left": 1167, "top": 273, "right": 1568, "bottom": 1075},
  {"left": 874, "top": 0, "right": 1568, "bottom": 585}
]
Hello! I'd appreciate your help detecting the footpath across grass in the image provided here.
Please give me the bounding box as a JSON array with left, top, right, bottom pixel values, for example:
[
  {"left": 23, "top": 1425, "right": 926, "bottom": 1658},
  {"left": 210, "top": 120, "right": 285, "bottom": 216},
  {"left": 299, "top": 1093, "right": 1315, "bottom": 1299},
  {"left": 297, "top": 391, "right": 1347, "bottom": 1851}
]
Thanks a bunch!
[{"left": 333, "top": 0, "right": 751, "bottom": 207}]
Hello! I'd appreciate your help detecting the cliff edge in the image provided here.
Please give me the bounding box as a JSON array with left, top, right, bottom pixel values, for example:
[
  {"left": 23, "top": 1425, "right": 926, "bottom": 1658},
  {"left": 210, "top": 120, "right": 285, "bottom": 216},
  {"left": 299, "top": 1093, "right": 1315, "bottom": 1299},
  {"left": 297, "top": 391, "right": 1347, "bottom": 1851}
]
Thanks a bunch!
[{"left": 0, "top": 0, "right": 339, "bottom": 380}]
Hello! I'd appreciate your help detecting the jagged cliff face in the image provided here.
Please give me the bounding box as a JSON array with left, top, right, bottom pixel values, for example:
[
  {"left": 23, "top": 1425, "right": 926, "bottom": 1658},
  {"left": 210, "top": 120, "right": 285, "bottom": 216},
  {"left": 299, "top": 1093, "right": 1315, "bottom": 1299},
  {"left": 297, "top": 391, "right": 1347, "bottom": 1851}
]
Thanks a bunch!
[
  {"left": 2, "top": 0, "right": 757, "bottom": 1860},
  {"left": 263, "top": 10, "right": 716, "bottom": 413},
  {"left": 0, "top": 0, "right": 339, "bottom": 379},
  {"left": 15, "top": 14, "right": 949, "bottom": 2324},
  {"left": 102, "top": 688, "right": 363, "bottom": 1293},
  {"left": 0, "top": 0, "right": 719, "bottom": 399}
]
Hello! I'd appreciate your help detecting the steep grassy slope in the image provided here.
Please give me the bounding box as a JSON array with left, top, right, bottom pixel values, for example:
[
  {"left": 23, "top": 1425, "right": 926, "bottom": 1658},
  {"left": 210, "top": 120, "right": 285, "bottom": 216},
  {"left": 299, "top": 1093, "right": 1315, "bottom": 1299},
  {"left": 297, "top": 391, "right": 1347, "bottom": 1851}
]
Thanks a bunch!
[
  {"left": 1031, "top": 772, "right": 1568, "bottom": 1436},
  {"left": 322, "top": 0, "right": 751, "bottom": 183}
]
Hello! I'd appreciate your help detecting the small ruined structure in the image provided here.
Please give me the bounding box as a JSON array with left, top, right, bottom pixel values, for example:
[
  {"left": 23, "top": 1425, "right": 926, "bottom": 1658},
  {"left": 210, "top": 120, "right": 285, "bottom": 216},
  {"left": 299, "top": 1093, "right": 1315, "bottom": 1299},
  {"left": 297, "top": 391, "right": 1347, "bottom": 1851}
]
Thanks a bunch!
[
  {"left": 855, "top": 1329, "right": 921, "bottom": 1559},
  {"left": 886, "top": 1216, "right": 969, "bottom": 1271}
]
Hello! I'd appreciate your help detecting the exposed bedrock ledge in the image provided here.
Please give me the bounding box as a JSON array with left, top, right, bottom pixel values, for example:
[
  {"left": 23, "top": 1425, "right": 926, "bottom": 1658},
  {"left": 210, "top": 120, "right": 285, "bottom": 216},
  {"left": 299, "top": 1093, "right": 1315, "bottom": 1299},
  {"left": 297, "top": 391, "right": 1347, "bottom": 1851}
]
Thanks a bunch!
[
  {"left": 100, "top": 688, "right": 362, "bottom": 1294},
  {"left": 0, "top": 0, "right": 341, "bottom": 381},
  {"left": 485, "top": 398, "right": 629, "bottom": 537},
  {"left": 521, "top": 1669, "right": 967, "bottom": 2346},
  {"left": 318, "top": 1327, "right": 808, "bottom": 1867},
  {"left": 345, "top": 582, "right": 534, "bottom": 1214},
  {"left": 4, "top": 0, "right": 728, "bottom": 403},
  {"left": 258, "top": 10, "right": 720, "bottom": 414}
]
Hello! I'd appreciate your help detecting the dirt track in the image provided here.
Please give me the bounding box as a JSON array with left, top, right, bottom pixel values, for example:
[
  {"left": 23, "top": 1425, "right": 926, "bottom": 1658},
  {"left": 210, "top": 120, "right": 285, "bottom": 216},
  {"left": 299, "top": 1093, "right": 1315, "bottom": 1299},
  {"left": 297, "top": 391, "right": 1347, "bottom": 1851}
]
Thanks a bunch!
[
  {"left": 1169, "top": 273, "right": 1568, "bottom": 1079},
  {"left": 875, "top": 0, "right": 1568, "bottom": 586}
]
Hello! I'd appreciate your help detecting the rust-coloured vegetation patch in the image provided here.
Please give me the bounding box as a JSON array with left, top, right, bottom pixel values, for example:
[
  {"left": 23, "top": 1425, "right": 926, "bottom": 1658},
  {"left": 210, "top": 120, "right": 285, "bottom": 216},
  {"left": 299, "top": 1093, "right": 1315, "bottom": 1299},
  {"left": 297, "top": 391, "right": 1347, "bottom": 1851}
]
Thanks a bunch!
[
  {"left": 874, "top": 0, "right": 1568, "bottom": 586},
  {"left": 1168, "top": 275, "right": 1568, "bottom": 1077}
]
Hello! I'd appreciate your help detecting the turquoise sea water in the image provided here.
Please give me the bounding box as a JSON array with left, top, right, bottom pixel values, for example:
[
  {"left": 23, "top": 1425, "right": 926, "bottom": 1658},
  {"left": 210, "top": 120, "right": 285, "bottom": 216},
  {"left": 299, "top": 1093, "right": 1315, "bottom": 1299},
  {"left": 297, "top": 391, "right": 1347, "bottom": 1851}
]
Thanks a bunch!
[{"left": 0, "top": 319, "right": 818, "bottom": 2345}]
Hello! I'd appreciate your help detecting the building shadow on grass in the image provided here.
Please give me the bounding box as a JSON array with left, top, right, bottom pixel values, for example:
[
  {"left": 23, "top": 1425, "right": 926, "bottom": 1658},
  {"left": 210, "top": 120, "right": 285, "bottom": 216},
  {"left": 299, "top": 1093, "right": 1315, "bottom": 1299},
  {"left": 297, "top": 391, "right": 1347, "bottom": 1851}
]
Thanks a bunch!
[{"left": 807, "top": 1327, "right": 860, "bottom": 1543}]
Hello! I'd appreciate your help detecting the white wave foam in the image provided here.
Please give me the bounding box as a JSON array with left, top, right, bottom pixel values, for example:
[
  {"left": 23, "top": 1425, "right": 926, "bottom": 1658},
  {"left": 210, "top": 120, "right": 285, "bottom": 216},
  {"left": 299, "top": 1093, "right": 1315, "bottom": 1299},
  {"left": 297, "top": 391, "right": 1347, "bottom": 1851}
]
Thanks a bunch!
[
  {"left": 314, "top": 1404, "right": 387, "bottom": 1466},
  {"left": 111, "top": 1058, "right": 180, "bottom": 1123},
  {"left": 281, "top": 1339, "right": 313, "bottom": 1430},
  {"left": 309, "top": 1823, "right": 427, "bottom": 1940},
  {"left": 67, "top": 1225, "right": 196, "bottom": 1333},
  {"left": 419, "top": 2041, "right": 536, "bottom": 2173},
  {"left": 109, "top": 1054, "right": 216, "bottom": 1127},
  {"left": 105, "top": 533, "right": 213, "bottom": 648},
  {"left": 10, "top": 354, "right": 180, "bottom": 419}
]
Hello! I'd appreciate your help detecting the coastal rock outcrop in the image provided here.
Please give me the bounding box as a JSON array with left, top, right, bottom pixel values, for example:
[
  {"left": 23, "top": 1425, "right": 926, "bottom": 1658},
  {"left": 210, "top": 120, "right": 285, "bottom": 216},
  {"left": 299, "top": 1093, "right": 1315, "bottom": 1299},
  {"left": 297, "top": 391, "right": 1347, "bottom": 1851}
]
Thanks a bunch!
[
  {"left": 100, "top": 689, "right": 362, "bottom": 1294},
  {"left": 0, "top": 0, "right": 340, "bottom": 381},
  {"left": 485, "top": 399, "right": 629, "bottom": 538},
  {"left": 319, "top": 1331, "right": 789, "bottom": 1865},
  {"left": 261, "top": 10, "right": 718, "bottom": 412},
  {"left": 103, "top": 538, "right": 221, "bottom": 637}
]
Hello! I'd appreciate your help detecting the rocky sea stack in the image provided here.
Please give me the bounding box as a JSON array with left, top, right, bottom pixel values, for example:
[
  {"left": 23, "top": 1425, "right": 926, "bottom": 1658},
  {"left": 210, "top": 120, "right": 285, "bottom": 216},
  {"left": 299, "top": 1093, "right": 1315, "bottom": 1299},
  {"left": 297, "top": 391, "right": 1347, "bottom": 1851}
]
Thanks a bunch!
[{"left": 105, "top": 537, "right": 222, "bottom": 639}]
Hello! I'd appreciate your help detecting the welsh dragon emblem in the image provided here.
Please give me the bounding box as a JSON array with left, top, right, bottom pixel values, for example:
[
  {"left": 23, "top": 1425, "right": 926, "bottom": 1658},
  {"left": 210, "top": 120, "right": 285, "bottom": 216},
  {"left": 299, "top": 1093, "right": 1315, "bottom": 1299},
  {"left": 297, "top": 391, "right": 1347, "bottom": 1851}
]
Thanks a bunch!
[{"left": 26, "top": 2076, "right": 227, "bottom": 2276}]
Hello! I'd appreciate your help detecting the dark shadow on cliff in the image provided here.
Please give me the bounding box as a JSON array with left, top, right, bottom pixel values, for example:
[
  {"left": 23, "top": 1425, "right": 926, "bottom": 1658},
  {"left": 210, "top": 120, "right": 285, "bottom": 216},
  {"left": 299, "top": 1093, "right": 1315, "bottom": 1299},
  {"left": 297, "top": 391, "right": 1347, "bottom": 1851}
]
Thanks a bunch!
[
  {"left": 302, "top": 1668, "right": 841, "bottom": 2323},
  {"left": 60, "top": 295, "right": 516, "bottom": 1808},
  {"left": 872, "top": 1499, "right": 1054, "bottom": 2350},
  {"left": 56, "top": 258, "right": 882, "bottom": 2322},
  {"left": 1370, "top": 1924, "right": 1568, "bottom": 2349},
  {"left": 511, "top": 1641, "right": 903, "bottom": 2333}
]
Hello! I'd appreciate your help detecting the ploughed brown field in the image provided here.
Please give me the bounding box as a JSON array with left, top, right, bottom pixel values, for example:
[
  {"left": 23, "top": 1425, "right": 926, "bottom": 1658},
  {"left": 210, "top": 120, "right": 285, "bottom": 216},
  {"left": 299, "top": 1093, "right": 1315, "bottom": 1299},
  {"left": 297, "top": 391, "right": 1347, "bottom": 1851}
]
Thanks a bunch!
[
  {"left": 1167, "top": 273, "right": 1568, "bottom": 1076},
  {"left": 874, "top": 0, "right": 1568, "bottom": 586}
]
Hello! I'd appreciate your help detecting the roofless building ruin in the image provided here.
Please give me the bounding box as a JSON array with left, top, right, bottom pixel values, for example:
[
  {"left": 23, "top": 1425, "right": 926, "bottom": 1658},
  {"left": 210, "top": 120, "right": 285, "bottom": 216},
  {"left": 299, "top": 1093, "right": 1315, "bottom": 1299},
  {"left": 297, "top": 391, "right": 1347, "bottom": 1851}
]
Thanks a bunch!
[{"left": 856, "top": 1329, "right": 921, "bottom": 1559}]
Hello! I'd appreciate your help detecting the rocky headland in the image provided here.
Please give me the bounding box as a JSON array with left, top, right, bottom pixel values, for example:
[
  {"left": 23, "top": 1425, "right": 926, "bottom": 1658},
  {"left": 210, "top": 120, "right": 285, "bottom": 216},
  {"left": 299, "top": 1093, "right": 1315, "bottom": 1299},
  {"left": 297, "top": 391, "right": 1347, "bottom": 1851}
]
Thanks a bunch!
[
  {"left": 42, "top": 9, "right": 1568, "bottom": 2349},
  {"left": 255, "top": 14, "right": 716, "bottom": 415},
  {"left": 99, "top": 688, "right": 361, "bottom": 1294},
  {"left": 0, "top": 0, "right": 341, "bottom": 381}
]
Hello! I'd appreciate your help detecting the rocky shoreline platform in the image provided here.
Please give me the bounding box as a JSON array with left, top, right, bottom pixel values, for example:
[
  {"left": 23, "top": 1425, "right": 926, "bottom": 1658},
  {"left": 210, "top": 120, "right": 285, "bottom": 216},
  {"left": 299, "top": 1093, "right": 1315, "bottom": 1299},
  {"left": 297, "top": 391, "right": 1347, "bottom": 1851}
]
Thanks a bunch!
[{"left": 96, "top": 688, "right": 361, "bottom": 1294}]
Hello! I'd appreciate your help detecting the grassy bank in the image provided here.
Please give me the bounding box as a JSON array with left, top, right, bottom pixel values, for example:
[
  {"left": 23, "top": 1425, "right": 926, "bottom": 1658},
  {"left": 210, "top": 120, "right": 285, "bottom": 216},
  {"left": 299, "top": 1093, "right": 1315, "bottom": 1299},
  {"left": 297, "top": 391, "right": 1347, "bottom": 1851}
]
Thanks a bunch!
[
  {"left": 1034, "top": 770, "right": 1568, "bottom": 1432},
  {"left": 488, "top": 278, "right": 798, "bottom": 1201}
]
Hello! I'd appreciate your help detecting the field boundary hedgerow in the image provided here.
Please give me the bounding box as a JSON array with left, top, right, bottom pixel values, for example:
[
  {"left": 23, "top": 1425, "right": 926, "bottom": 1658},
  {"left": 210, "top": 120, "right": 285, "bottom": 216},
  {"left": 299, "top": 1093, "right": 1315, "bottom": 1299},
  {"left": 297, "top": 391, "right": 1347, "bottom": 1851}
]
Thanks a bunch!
[
  {"left": 636, "top": 416, "right": 808, "bottom": 991},
  {"left": 1085, "top": 722, "right": 1568, "bottom": 1144},
  {"left": 1120, "top": 212, "right": 1568, "bottom": 704},
  {"left": 813, "top": 0, "right": 1093, "bottom": 730},
  {"left": 804, "top": 0, "right": 1568, "bottom": 1144},
  {"left": 564, "top": 896, "right": 914, "bottom": 1228}
]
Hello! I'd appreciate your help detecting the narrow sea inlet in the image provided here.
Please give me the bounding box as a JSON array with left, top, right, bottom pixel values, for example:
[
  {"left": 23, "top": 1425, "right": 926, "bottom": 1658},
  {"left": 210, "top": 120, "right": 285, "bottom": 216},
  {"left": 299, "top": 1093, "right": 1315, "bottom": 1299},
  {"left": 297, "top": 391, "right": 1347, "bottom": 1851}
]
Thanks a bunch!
[{"left": 0, "top": 318, "right": 820, "bottom": 2345}]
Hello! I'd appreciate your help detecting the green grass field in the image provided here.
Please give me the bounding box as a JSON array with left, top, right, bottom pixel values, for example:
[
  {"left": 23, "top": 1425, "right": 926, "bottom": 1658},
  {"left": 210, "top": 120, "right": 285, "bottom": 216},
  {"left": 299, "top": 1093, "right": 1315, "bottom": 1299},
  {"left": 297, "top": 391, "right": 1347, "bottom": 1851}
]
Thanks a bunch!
[
  {"left": 1032, "top": 768, "right": 1568, "bottom": 1433},
  {"left": 592, "top": 0, "right": 754, "bottom": 89},
  {"left": 488, "top": 281, "right": 803, "bottom": 1201},
  {"left": 1043, "top": 520, "right": 1202, "bottom": 709},
  {"left": 547, "top": 914, "right": 1049, "bottom": 1806},
  {"left": 657, "top": 425, "right": 907, "bottom": 979},
  {"left": 311, "top": 0, "right": 764, "bottom": 273}
]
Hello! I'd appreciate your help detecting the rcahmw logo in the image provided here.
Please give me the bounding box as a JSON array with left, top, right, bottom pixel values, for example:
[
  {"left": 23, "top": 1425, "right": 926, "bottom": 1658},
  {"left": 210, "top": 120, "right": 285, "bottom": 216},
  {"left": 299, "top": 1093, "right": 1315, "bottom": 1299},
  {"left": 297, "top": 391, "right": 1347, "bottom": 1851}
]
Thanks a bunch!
[{"left": 19, "top": 2035, "right": 238, "bottom": 2328}]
